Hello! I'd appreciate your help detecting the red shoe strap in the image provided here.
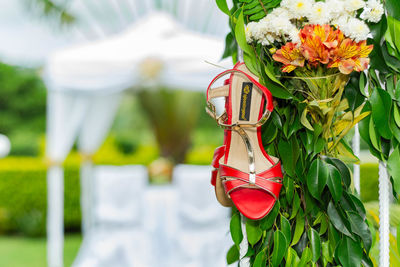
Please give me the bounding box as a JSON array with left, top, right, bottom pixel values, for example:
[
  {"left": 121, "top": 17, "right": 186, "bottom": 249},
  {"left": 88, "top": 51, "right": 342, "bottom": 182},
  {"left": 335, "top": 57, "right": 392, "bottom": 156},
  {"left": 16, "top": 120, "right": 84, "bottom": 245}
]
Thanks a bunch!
[
  {"left": 210, "top": 146, "right": 225, "bottom": 186},
  {"left": 220, "top": 163, "right": 283, "bottom": 198},
  {"left": 212, "top": 146, "right": 225, "bottom": 169}
]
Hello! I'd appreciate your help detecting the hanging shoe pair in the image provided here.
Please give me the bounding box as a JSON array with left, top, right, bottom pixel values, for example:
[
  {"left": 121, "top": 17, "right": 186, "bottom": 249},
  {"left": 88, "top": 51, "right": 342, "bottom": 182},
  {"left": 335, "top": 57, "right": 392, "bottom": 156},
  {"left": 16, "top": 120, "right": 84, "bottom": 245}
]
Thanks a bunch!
[{"left": 206, "top": 62, "right": 283, "bottom": 220}]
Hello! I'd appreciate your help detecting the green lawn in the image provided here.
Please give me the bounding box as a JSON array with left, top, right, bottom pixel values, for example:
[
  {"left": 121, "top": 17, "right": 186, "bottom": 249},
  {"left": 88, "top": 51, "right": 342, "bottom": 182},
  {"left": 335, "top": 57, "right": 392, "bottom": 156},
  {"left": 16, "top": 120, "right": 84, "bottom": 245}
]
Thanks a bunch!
[{"left": 0, "top": 234, "right": 81, "bottom": 267}]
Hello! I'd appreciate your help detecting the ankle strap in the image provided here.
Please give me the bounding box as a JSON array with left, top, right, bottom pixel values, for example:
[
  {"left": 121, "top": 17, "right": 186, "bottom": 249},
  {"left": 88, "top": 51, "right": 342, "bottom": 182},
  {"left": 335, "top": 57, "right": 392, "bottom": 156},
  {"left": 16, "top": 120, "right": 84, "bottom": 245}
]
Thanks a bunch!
[
  {"left": 206, "top": 67, "right": 274, "bottom": 112},
  {"left": 205, "top": 66, "right": 274, "bottom": 129}
]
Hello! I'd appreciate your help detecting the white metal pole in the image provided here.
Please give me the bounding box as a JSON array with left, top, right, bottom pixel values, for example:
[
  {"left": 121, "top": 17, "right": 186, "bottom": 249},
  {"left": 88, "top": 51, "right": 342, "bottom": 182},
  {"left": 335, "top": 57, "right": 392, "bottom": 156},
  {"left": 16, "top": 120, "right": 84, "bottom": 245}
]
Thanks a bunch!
[
  {"left": 80, "top": 160, "right": 94, "bottom": 236},
  {"left": 378, "top": 161, "right": 390, "bottom": 267},
  {"left": 239, "top": 215, "right": 250, "bottom": 267},
  {"left": 47, "top": 166, "right": 64, "bottom": 267},
  {"left": 352, "top": 124, "right": 361, "bottom": 194}
]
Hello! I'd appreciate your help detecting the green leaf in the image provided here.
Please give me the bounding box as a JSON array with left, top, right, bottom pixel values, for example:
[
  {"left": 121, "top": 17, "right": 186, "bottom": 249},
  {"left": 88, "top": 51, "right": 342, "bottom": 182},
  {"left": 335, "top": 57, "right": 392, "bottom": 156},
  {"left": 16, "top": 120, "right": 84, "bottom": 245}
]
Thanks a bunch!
[
  {"left": 301, "top": 108, "right": 314, "bottom": 131},
  {"left": 290, "top": 193, "right": 300, "bottom": 219},
  {"left": 359, "top": 71, "right": 366, "bottom": 96},
  {"left": 271, "top": 230, "right": 287, "bottom": 267},
  {"left": 326, "top": 164, "right": 343, "bottom": 203},
  {"left": 234, "top": 9, "right": 252, "bottom": 55},
  {"left": 278, "top": 138, "right": 299, "bottom": 177},
  {"left": 387, "top": 0, "right": 400, "bottom": 20},
  {"left": 230, "top": 212, "right": 243, "bottom": 247},
  {"left": 306, "top": 159, "right": 328, "bottom": 200},
  {"left": 370, "top": 88, "right": 393, "bottom": 140},
  {"left": 215, "top": 0, "right": 230, "bottom": 15},
  {"left": 243, "top": 52, "right": 259, "bottom": 76},
  {"left": 321, "top": 241, "right": 333, "bottom": 265},
  {"left": 222, "top": 32, "right": 237, "bottom": 59},
  {"left": 264, "top": 62, "right": 284, "bottom": 86},
  {"left": 358, "top": 103, "right": 383, "bottom": 159},
  {"left": 347, "top": 211, "right": 372, "bottom": 252},
  {"left": 390, "top": 110, "right": 400, "bottom": 143},
  {"left": 262, "top": 74, "right": 293, "bottom": 99},
  {"left": 291, "top": 209, "right": 305, "bottom": 246},
  {"left": 349, "top": 194, "right": 367, "bottom": 220},
  {"left": 394, "top": 104, "right": 400, "bottom": 128},
  {"left": 369, "top": 16, "right": 390, "bottom": 73},
  {"left": 387, "top": 16, "right": 400, "bottom": 54},
  {"left": 336, "top": 236, "right": 363, "bottom": 267},
  {"left": 286, "top": 247, "right": 300, "bottom": 267},
  {"left": 260, "top": 201, "right": 280, "bottom": 230},
  {"left": 398, "top": 224, "right": 400, "bottom": 255},
  {"left": 328, "top": 223, "right": 340, "bottom": 253},
  {"left": 369, "top": 115, "right": 381, "bottom": 151},
  {"left": 280, "top": 215, "right": 291, "bottom": 246},
  {"left": 253, "top": 249, "right": 266, "bottom": 267},
  {"left": 327, "top": 202, "right": 352, "bottom": 237},
  {"left": 226, "top": 245, "right": 239, "bottom": 264},
  {"left": 325, "top": 157, "right": 351, "bottom": 188},
  {"left": 313, "top": 138, "right": 325, "bottom": 156},
  {"left": 285, "top": 177, "right": 294, "bottom": 203},
  {"left": 246, "top": 220, "right": 262, "bottom": 246},
  {"left": 298, "top": 247, "right": 312, "bottom": 267},
  {"left": 387, "top": 146, "right": 400, "bottom": 195},
  {"left": 362, "top": 253, "right": 374, "bottom": 267},
  {"left": 319, "top": 215, "right": 329, "bottom": 235},
  {"left": 382, "top": 42, "right": 400, "bottom": 72},
  {"left": 307, "top": 227, "right": 321, "bottom": 262}
]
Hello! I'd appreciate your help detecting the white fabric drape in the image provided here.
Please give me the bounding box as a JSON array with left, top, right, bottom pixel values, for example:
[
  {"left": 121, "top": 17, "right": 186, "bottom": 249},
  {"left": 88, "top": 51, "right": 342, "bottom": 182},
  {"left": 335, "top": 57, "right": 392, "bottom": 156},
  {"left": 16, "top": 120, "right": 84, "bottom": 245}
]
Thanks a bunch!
[
  {"left": 46, "top": 90, "right": 122, "bottom": 266},
  {"left": 78, "top": 93, "right": 122, "bottom": 235},
  {"left": 73, "top": 165, "right": 150, "bottom": 267},
  {"left": 44, "top": 13, "right": 231, "bottom": 94},
  {"left": 46, "top": 90, "right": 89, "bottom": 267},
  {"left": 172, "top": 165, "right": 230, "bottom": 267}
]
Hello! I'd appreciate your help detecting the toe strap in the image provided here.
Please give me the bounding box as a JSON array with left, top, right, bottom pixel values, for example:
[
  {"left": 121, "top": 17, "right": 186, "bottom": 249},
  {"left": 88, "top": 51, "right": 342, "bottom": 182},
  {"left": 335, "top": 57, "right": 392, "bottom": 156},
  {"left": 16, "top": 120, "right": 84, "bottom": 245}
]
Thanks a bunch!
[{"left": 220, "top": 163, "right": 283, "bottom": 199}]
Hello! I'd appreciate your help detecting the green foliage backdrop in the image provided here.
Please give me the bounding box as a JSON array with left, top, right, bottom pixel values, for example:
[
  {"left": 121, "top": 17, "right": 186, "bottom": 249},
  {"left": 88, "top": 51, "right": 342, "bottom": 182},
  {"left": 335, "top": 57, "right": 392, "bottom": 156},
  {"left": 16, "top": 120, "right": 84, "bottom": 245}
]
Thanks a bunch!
[{"left": 0, "top": 63, "right": 46, "bottom": 156}]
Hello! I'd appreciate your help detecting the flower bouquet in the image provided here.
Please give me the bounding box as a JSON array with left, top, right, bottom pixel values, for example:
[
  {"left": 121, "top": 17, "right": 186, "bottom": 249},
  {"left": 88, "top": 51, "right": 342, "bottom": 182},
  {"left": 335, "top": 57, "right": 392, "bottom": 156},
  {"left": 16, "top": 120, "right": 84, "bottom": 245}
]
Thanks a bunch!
[
  {"left": 214, "top": 0, "right": 391, "bottom": 266},
  {"left": 243, "top": 0, "right": 383, "bottom": 162}
]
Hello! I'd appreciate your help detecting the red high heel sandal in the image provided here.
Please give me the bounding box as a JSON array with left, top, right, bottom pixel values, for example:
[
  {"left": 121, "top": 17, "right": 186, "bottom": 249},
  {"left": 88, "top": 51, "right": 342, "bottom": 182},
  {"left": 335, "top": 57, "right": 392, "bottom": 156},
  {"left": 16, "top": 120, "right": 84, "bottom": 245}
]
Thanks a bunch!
[{"left": 206, "top": 62, "right": 283, "bottom": 220}]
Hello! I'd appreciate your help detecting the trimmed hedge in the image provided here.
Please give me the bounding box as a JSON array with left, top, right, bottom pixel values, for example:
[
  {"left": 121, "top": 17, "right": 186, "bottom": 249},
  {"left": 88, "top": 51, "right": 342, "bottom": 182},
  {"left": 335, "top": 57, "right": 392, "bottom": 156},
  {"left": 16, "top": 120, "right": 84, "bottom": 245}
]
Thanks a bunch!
[
  {"left": 0, "top": 155, "right": 384, "bottom": 237},
  {"left": 359, "top": 162, "right": 379, "bottom": 202},
  {"left": 0, "top": 159, "right": 80, "bottom": 237}
]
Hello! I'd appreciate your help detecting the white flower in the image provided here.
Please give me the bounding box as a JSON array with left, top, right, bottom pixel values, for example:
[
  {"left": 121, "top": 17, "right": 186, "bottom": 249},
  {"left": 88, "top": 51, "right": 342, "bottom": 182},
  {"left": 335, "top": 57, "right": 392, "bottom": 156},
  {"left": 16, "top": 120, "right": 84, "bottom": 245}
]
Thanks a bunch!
[
  {"left": 361, "top": 0, "right": 384, "bottom": 23},
  {"left": 344, "top": 0, "right": 366, "bottom": 13},
  {"left": 332, "top": 16, "right": 351, "bottom": 30},
  {"left": 269, "top": 7, "right": 291, "bottom": 19},
  {"left": 245, "top": 22, "right": 257, "bottom": 43},
  {"left": 281, "top": 0, "right": 314, "bottom": 19},
  {"left": 308, "top": 2, "right": 331, "bottom": 25},
  {"left": 261, "top": 34, "right": 274, "bottom": 46},
  {"left": 249, "top": 20, "right": 267, "bottom": 41},
  {"left": 270, "top": 15, "right": 293, "bottom": 34},
  {"left": 325, "top": 0, "right": 346, "bottom": 20},
  {"left": 345, "top": 18, "right": 370, "bottom": 42},
  {"left": 289, "top": 28, "right": 301, "bottom": 43}
]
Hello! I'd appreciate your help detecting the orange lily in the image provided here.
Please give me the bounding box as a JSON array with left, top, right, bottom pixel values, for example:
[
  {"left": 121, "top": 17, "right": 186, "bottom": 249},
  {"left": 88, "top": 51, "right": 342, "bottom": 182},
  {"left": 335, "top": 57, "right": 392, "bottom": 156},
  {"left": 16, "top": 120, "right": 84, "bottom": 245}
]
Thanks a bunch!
[{"left": 272, "top": 42, "right": 305, "bottom": 73}]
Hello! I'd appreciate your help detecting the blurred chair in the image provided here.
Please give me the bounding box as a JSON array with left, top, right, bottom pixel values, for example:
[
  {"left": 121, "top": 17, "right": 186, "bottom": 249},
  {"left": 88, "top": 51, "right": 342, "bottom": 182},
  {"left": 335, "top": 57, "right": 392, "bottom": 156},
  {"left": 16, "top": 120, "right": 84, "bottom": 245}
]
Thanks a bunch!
[
  {"left": 72, "top": 165, "right": 152, "bottom": 267},
  {"left": 172, "top": 164, "right": 231, "bottom": 267}
]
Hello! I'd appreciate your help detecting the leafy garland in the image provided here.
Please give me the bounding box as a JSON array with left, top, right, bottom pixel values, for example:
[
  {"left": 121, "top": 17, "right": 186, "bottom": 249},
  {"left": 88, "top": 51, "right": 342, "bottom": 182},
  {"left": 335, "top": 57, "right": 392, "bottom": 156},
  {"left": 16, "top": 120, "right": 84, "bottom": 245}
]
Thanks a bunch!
[{"left": 215, "top": 0, "right": 400, "bottom": 266}]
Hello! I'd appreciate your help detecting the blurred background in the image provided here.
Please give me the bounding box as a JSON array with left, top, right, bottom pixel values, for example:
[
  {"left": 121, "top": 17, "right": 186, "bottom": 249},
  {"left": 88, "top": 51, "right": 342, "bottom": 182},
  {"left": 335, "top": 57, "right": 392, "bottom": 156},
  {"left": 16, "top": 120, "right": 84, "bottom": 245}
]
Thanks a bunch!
[{"left": 0, "top": 0, "right": 398, "bottom": 266}]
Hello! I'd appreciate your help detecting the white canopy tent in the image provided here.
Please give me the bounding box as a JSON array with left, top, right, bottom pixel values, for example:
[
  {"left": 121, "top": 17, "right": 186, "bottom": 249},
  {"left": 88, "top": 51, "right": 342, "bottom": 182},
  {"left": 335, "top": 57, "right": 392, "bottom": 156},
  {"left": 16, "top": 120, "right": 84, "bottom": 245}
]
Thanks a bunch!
[{"left": 44, "top": 10, "right": 231, "bottom": 267}]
